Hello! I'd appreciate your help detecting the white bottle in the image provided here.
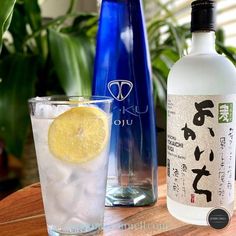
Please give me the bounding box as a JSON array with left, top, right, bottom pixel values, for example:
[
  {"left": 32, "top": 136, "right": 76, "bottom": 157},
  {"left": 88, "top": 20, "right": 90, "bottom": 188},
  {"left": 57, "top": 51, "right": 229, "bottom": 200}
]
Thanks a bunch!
[{"left": 167, "top": 0, "right": 236, "bottom": 226}]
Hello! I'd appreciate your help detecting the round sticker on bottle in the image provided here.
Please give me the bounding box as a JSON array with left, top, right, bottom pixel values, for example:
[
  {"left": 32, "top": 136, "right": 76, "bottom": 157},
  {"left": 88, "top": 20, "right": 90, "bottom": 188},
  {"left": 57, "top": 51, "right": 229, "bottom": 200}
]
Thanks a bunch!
[{"left": 207, "top": 208, "right": 230, "bottom": 229}]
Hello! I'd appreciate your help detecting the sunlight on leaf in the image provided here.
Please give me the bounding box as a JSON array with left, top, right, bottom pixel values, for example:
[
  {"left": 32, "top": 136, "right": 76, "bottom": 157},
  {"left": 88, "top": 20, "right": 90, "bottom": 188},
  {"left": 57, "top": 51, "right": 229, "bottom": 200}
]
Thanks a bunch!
[
  {"left": 49, "top": 29, "right": 94, "bottom": 96},
  {"left": 0, "top": 0, "right": 16, "bottom": 52}
]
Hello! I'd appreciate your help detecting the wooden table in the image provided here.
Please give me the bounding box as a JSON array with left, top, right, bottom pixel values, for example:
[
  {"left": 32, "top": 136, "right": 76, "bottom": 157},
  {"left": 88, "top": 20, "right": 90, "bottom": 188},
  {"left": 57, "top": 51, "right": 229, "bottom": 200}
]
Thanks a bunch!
[{"left": 0, "top": 167, "right": 235, "bottom": 236}]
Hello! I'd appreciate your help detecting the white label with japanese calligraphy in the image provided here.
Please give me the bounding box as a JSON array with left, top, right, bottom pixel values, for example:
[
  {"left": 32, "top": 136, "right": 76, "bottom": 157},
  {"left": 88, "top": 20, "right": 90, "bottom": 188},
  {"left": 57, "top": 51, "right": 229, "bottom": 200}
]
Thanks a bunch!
[{"left": 167, "top": 95, "right": 236, "bottom": 207}]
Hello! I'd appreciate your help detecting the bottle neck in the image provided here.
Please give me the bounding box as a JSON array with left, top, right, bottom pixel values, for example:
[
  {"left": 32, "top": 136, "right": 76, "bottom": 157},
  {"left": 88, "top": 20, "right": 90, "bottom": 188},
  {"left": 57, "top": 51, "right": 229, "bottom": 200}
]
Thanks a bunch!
[{"left": 190, "top": 31, "right": 216, "bottom": 55}]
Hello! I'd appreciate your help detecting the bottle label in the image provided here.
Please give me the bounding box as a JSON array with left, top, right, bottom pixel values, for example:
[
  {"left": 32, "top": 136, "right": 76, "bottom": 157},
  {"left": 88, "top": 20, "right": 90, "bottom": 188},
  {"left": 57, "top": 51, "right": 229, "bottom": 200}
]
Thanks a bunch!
[
  {"left": 107, "top": 79, "right": 149, "bottom": 127},
  {"left": 167, "top": 95, "right": 236, "bottom": 207}
]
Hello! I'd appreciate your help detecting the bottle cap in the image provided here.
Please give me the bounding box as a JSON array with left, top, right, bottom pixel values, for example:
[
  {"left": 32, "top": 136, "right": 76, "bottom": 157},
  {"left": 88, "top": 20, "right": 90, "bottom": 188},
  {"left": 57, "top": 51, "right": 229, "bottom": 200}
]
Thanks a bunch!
[{"left": 191, "top": 0, "right": 216, "bottom": 32}]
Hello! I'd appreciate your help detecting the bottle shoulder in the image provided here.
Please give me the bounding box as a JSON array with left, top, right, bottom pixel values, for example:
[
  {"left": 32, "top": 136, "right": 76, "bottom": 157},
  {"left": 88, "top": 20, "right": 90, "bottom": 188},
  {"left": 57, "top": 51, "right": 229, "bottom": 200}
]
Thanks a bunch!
[
  {"left": 167, "top": 53, "right": 236, "bottom": 95},
  {"left": 170, "top": 53, "right": 234, "bottom": 72}
]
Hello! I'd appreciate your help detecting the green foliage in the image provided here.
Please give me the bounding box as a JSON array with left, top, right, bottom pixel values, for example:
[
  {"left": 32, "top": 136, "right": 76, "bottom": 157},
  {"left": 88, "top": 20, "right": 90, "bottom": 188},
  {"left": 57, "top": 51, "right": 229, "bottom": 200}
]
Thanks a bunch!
[
  {"left": 148, "top": 19, "right": 190, "bottom": 112},
  {"left": 0, "top": 0, "right": 16, "bottom": 52},
  {"left": 0, "top": 0, "right": 96, "bottom": 157},
  {"left": 145, "top": 1, "right": 236, "bottom": 115},
  {"left": 0, "top": 54, "right": 37, "bottom": 157},
  {"left": 49, "top": 29, "right": 94, "bottom": 95}
]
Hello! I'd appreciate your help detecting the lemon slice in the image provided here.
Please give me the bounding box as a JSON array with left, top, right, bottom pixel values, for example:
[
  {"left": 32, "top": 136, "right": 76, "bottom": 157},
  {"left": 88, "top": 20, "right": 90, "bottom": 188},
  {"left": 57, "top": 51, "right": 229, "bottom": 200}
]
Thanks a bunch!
[{"left": 48, "top": 107, "right": 109, "bottom": 163}]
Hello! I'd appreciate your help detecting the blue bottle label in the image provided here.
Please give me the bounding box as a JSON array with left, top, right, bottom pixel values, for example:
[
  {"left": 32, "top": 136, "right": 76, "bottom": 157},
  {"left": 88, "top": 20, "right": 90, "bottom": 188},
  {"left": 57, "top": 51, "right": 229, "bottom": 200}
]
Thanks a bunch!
[{"left": 108, "top": 79, "right": 149, "bottom": 127}]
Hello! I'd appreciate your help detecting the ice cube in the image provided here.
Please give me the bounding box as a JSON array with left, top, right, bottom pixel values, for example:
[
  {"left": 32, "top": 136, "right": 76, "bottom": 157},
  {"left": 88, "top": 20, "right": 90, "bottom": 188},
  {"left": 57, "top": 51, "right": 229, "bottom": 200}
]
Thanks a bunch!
[
  {"left": 44, "top": 201, "right": 69, "bottom": 226},
  {"left": 80, "top": 149, "right": 108, "bottom": 172},
  {"left": 75, "top": 194, "right": 104, "bottom": 224},
  {"left": 54, "top": 105, "right": 72, "bottom": 116},
  {"left": 64, "top": 178, "right": 106, "bottom": 223},
  {"left": 34, "top": 103, "right": 71, "bottom": 118},
  {"left": 54, "top": 182, "right": 84, "bottom": 212},
  {"left": 42, "top": 164, "right": 105, "bottom": 230},
  {"left": 34, "top": 103, "right": 51, "bottom": 118},
  {"left": 41, "top": 185, "right": 70, "bottom": 226},
  {"left": 45, "top": 159, "right": 74, "bottom": 184}
]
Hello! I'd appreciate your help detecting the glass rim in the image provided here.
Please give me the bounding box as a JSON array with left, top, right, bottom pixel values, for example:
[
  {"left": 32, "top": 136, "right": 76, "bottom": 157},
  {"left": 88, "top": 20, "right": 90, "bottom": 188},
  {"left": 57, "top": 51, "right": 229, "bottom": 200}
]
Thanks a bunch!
[{"left": 28, "top": 95, "right": 113, "bottom": 105}]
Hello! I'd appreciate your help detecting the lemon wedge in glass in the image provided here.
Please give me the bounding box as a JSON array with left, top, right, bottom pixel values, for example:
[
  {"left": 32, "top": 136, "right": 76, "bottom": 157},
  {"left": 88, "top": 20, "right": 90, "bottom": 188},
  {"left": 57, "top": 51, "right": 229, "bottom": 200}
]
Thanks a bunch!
[{"left": 48, "top": 107, "right": 109, "bottom": 163}]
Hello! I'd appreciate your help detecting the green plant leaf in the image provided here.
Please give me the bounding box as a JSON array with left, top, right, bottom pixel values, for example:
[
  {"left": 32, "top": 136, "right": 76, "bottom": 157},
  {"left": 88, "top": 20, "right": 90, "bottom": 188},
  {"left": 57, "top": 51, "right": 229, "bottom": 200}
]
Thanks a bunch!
[
  {"left": 153, "top": 70, "right": 167, "bottom": 111},
  {"left": 8, "top": 2, "right": 27, "bottom": 52},
  {"left": 23, "top": 0, "right": 47, "bottom": 59},
  {"left": 216, "top": 42, "right": 236, "bottom": 65},
  {"left": 49, "top": 29, "right": 94, "bottom": 96},
  {"left": 216, "top": 29, "right": 225, "bottom": 44},
  {"left": 23, "top": 0, "right": 41, "bottom": 31},
  {"left": 0, "top": 0, "right": 16, "bottom": 52},
  {"left": 67, "top": 0, "right": 76, "bottom": 14},
  {"left": 71, "top": 14, "right": 98, "bottom": 37},
  {"left": 0, "top": 54, "right": 37, "bottom": 157}
]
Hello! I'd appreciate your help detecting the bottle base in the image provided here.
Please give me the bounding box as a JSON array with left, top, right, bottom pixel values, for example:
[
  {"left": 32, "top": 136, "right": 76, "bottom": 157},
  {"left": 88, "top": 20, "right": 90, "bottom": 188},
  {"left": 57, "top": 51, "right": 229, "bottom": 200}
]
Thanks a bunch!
[
  {"left": 167, "top": 196, "right": 234, "bottom": 226},
  {"left": 106, "top": 186, "right": 156, "bottom": 207}
]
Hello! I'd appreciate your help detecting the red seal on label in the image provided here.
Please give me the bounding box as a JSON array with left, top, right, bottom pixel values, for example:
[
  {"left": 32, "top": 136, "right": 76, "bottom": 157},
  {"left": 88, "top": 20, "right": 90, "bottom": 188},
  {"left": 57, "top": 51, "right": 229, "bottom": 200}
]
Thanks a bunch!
[{"left": 191, "top": 194, "right": 195, "bottom": 203}]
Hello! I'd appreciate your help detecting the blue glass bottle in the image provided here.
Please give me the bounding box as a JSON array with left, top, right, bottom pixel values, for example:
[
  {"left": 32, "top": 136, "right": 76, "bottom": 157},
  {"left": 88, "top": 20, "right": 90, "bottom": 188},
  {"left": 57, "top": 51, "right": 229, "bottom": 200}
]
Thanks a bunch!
[{"left": 93, "top": 0, "right": 157, "bottom": 206}]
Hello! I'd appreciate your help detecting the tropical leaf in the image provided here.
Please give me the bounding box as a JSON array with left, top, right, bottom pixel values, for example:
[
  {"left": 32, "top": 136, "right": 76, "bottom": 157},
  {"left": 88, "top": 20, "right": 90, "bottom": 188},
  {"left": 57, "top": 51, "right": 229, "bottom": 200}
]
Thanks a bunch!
[
  {"left": 8, "top": 2, "right": 27, "bottom": 52},
  {"left": 0, "top": 0, "right": 16, "bottom": 52},
  {"left": 49, "top": 29, "right": 94, "bottom": 96},
  {"left": 216, "top": 42, "right": 236, "bottom": 65},
  {"left": 153, "top": 70, "right": 167, "bottom": 111},
  {"left": 23, "top": 0, "right": 48, "bottom": 59},
  {"left": 147, "top": 18, "right": 189, "bottom": 116},
  {"left": 0, "top": 54, "right": 37, "bottom": 157},
  {"left": 23, "top": 0, "right": 41, "bottom": 31},
  {"left": 72, "top": 14, "right": 98, "bottom": 37},
  {"left": 216, "top": 28, "right": 225, "bottom": 44}
]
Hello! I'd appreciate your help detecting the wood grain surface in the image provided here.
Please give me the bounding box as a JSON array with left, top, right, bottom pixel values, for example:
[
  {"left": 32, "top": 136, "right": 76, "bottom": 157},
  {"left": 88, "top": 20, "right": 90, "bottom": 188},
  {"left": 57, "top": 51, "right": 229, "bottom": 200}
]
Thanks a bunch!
[{"left": 0, "top": 167, "right": 235, "bottom": 236}]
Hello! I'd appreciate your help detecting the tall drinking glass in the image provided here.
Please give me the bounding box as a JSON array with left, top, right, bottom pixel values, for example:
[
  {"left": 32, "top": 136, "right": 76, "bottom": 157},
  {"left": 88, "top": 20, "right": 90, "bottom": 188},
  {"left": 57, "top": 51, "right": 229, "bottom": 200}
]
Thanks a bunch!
[{"left": 29, "top": 96, "right": 113, "bottom": 236}]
